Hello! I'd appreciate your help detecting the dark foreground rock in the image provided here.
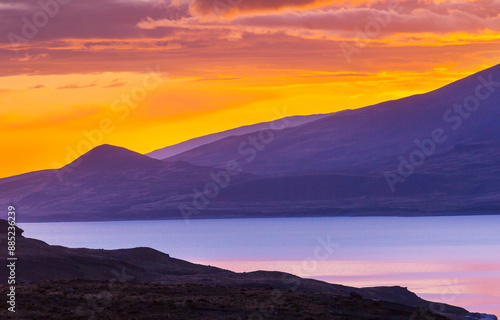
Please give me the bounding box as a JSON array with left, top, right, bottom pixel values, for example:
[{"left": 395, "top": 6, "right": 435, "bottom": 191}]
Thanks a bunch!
[{"left": 0, "top": 280, "right": 453, "bottom": 320}]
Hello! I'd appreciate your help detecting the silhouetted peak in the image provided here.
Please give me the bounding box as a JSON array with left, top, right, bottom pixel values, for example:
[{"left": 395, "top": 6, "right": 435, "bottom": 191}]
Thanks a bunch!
[{"left": 64, "top": 144, "right": 165, "bottom": 172}]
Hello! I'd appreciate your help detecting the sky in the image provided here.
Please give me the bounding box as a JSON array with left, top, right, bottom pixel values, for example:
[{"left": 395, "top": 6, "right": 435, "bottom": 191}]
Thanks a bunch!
[{"left": 1, "top": 0, "right": 499, "bottom": 178}]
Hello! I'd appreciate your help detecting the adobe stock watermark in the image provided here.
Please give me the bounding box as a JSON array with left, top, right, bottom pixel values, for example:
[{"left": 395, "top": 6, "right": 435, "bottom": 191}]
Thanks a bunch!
[
  {"left": 7, "top": 0, "right": 72, "bottom": 52},
  {"left": 340, "top": 0, "right": 401, "bottom": 63},
  {"left": 237, "top": 235, "right": 339, "bottom": 320},
  {"left": 385, "top": 73, "right": 500, "bottom": 192},
  {"left": 287, "top": 235, "right": 340, "bottom": 281},
  {"left": 52, "top": 65, "right": 164, "bottom": 182},
  {"left": 75, "top": 267, "right": 135, "bottom": 320},
  {"left": 179, "top": 107, "right": 291, "bottom": 221},
  {"left": 409, "top": 278, "right": 462, "bottom": 320},
  {"left": 6, "top": 206, "right": 17, "bottom": 313}
]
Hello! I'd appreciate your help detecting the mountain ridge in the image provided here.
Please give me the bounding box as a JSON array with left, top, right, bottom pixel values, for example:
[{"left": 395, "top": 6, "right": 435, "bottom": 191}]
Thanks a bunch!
[
  {"left": 146, "top": 113, "right": 331, "bottom": 160},
  {"left": 1, "top": 65, "right": 500, "bottom": 221},
  {"left": 164, "top": 64, "right": 500, "bottom": 176}
]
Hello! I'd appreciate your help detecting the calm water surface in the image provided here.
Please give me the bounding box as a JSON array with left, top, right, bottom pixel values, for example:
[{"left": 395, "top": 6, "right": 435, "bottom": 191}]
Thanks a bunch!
[{"left": 19, "top": 216, "right": 500, "bottom": 317}]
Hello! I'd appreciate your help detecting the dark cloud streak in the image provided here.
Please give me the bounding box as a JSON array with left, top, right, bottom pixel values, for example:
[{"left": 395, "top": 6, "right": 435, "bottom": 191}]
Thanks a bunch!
[
  {"left": 0, "top": 0, "right": 190, "bottom": 44},
  {"left": 189, "top": 0, "right": 324, "bottom": 16}
]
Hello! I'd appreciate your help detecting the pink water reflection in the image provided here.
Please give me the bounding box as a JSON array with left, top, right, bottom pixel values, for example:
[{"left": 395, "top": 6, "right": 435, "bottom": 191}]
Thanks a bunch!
[{"left": 200, "top": 260, "right": 500, "bottom": 317}]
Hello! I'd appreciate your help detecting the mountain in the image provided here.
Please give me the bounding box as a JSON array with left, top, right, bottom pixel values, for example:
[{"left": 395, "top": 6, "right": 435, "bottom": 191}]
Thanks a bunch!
[
  {"left": 1, "top": 65, "right": 500, "bottom": 221},
  {"left": 146, "top": 113, "right": 330, "bottom": 160},
  {"left": 165, "top": 64, "right": 500, "bottom": 177},
  {"left": 66, "top": 144, "right": 167, "bottom": 172},
  {"left": 158, "top": 64, "right": 500, "bottom": 215},
  {"left": 1, "top": 220, "right": 489, "bottom": 320},
  {"left": 0, "top": 144, "right": 255, "bottom": 222}
]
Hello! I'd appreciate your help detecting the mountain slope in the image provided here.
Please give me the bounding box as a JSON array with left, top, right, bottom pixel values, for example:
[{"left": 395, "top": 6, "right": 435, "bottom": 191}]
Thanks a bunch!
[
  {"left": 165, "top": 64, "right": 500, "bottom": 178},
  {"left": 168, "top": 65, "right": 500, "bottom": 175},
  {"left": 146, "top": 113, "right": 329, "bottom": 160},
  {"left": 156, "top": 64, "right": 500, "bottom": 213}
]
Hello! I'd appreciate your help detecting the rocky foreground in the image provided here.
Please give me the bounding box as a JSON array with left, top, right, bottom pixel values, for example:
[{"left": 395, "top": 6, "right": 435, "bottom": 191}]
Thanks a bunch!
[
  {"left": 0, "top": 280, "right": 455, "bottom": 320},
  {"left": 0, "top": 220, "right": 496, "bottom": 320}
]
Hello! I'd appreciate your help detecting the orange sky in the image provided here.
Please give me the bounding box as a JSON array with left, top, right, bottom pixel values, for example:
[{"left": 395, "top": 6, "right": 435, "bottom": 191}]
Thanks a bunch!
[{"left": 1, "top": 0, "right": 499, "bottom": 178}]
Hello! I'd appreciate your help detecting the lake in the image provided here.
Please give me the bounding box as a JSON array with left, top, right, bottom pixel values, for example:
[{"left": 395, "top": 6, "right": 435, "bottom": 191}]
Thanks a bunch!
[{"left": 19, "top": 215, "right": 500, "bottom": 317}]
